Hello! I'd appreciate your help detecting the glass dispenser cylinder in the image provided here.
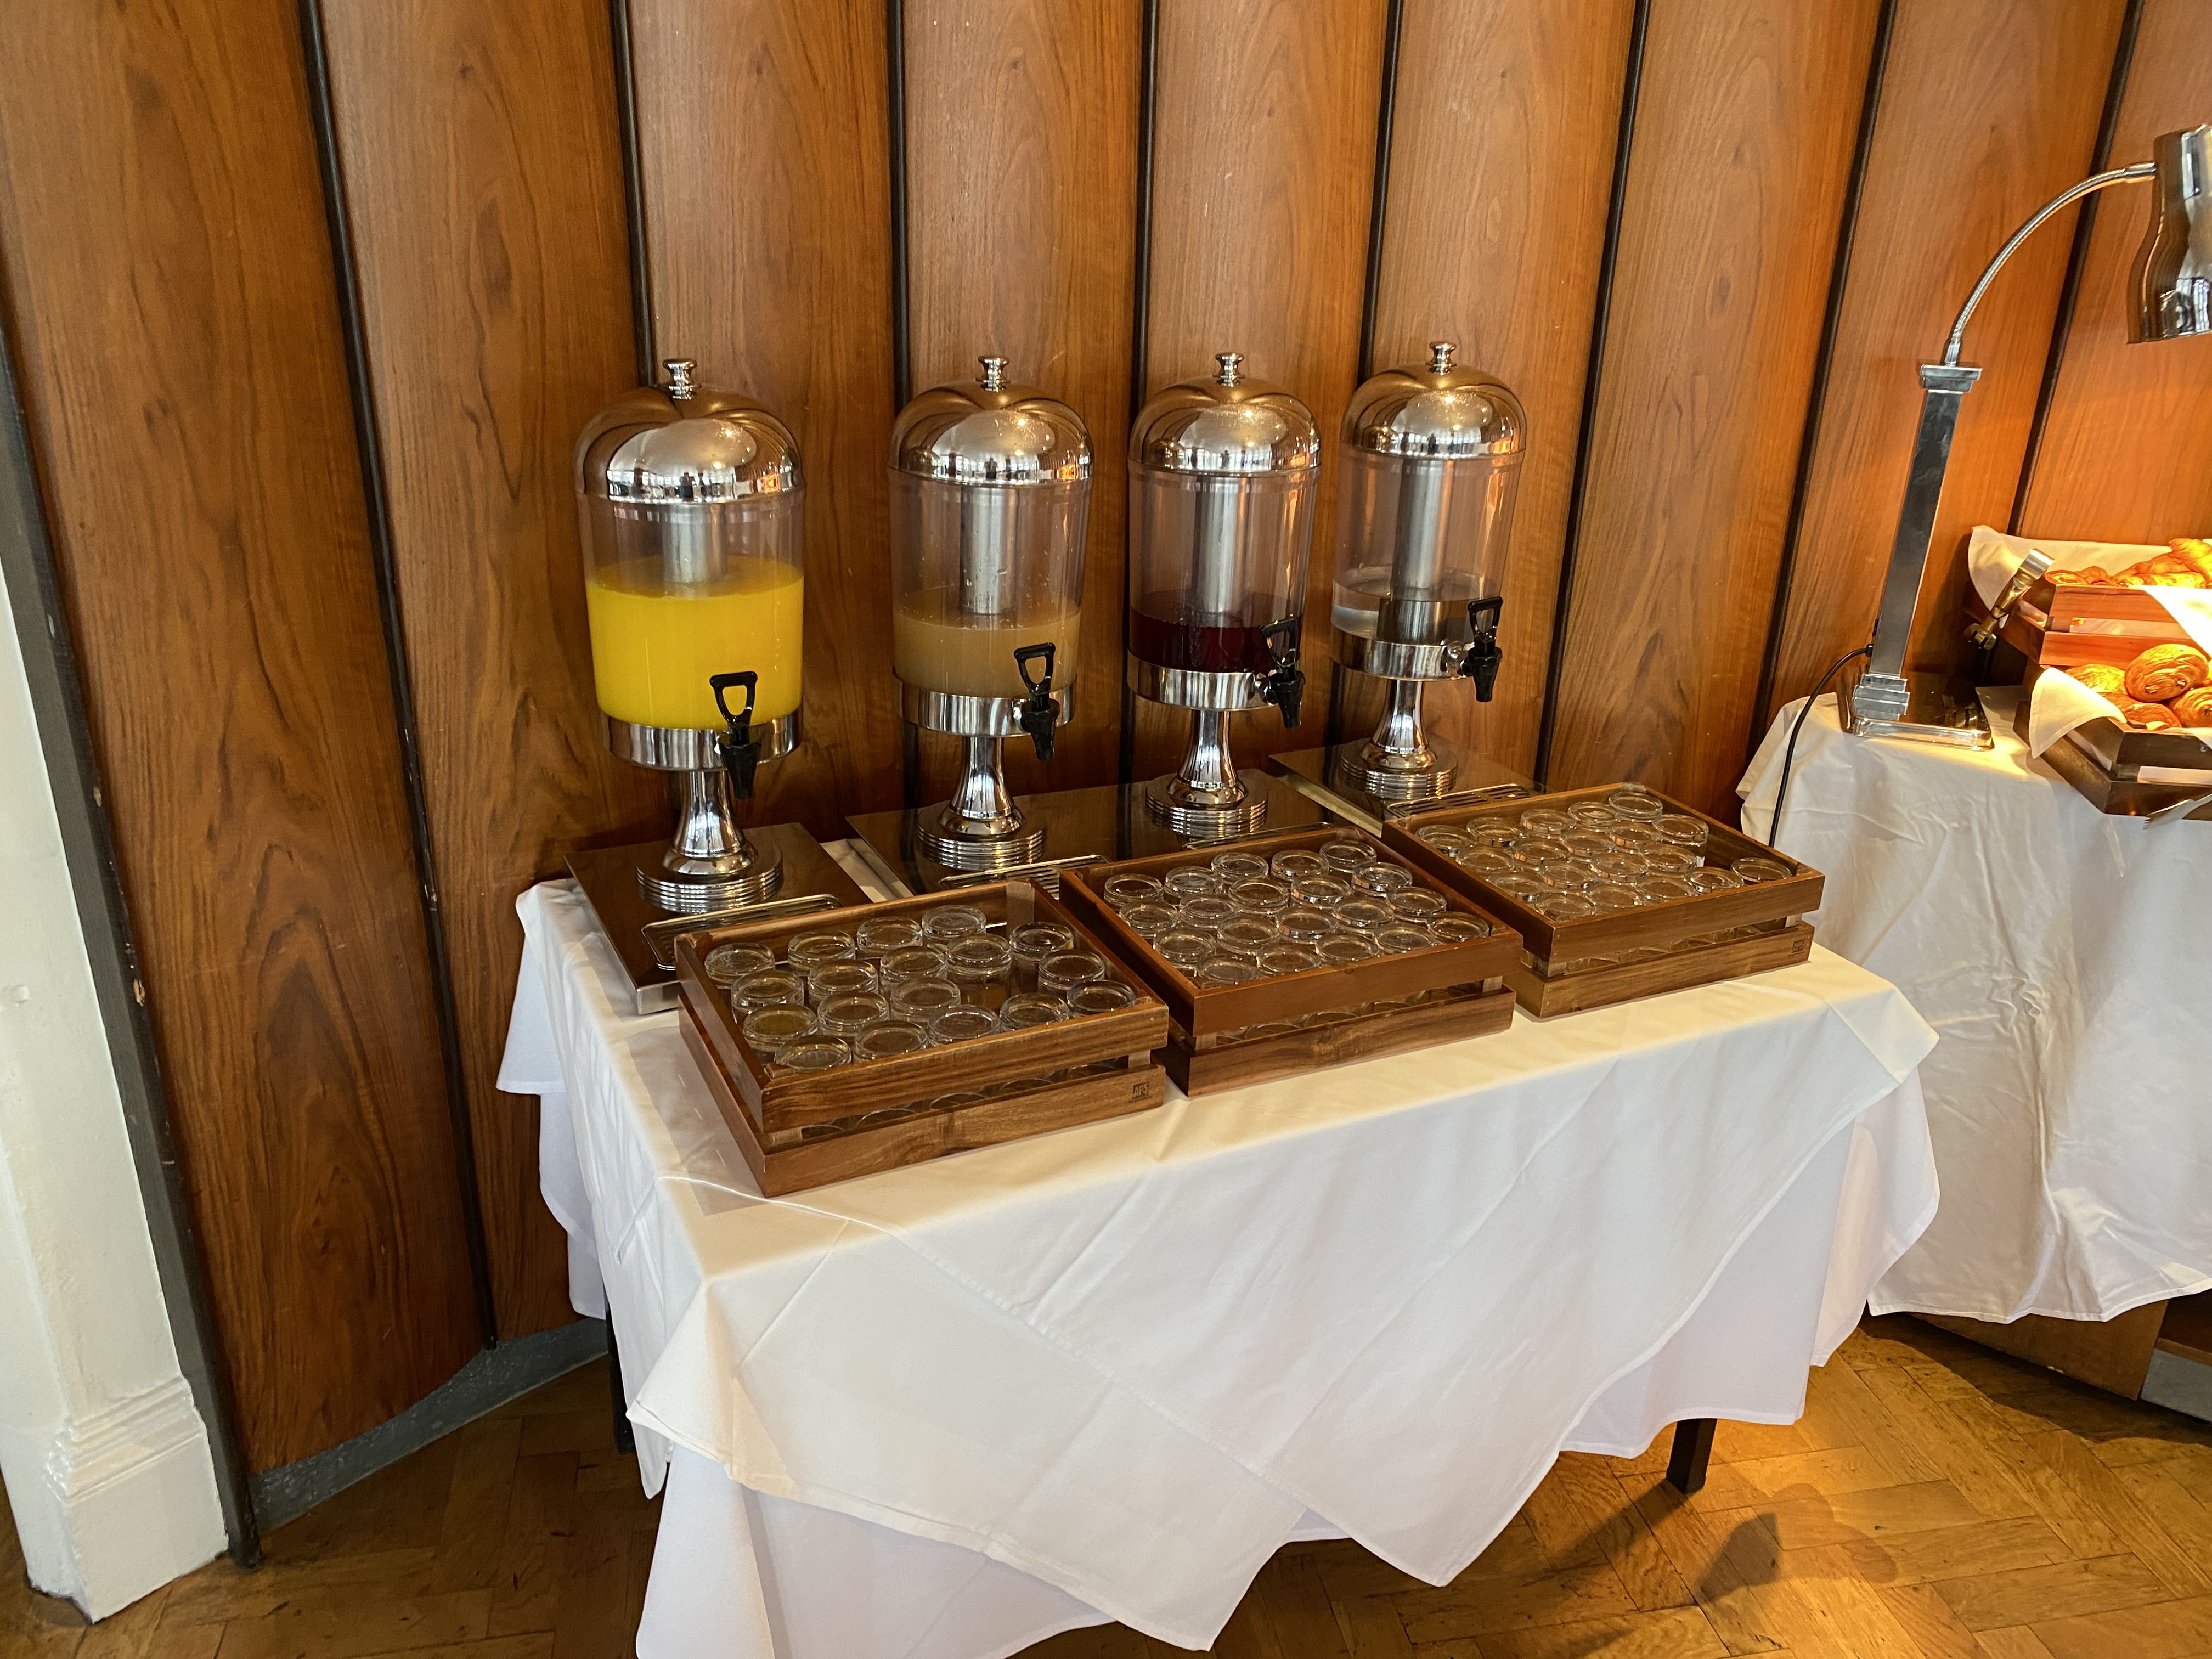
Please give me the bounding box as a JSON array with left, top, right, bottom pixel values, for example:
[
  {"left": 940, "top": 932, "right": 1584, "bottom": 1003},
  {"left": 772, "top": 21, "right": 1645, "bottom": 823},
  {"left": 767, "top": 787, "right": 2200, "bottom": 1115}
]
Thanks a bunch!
[
  {"left": 1328, "top": 341, "right": 1523, "bottom": 800},
  {"left": 1126, "top": 353, "right": 1319, "bottom": 833},
  {"left": 574, "top": 358, "right": 805, "bottom": 910},
  {"left": 890, "top": 356, "right": 1092, "bottom": 870}
]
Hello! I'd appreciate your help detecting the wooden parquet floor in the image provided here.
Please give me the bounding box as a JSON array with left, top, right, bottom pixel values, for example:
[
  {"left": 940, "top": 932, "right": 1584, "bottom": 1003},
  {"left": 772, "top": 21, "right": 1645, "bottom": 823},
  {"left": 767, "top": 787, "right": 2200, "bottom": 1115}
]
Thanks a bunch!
[{"left": 7, "top": 1315, "right": 2211, "bottom": 1659}]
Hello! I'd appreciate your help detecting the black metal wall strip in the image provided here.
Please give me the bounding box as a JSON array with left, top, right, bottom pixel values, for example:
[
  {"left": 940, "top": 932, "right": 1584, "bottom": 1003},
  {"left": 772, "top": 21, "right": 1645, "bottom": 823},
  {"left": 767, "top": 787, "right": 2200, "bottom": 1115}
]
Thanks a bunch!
[
  {"left": 1119, "top": 0, "right": 1160, "bottom": 792},
  {"left": 2008, "top": 0, "right": 2143, "bottom": 534},
  {"left": 298, "top": 0, "right": 499, "bottom": 1351},
  {"left": 887, "top": 0, "right": 913, "bottom": 411},
  {"left": 1330, "top": 0, "right": 1407, "bottom": 758},
  {"left": 1745, "top": 0, "right": 1899, "bottom": 748},
  {"left": 609, "top": 0, "right": 655, "bottom": 384},
  {"left": 1531, "top": 0, "right": 1651, "bottom": 789},
  {"left": 0, "top": 306, "right": 262, "bottom": 1568}
]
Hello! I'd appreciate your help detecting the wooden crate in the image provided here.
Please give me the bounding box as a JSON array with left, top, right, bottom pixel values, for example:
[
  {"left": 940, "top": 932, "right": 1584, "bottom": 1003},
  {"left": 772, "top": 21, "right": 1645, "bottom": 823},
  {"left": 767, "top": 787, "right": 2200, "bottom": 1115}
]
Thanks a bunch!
[
  {"left": 674, "top": 882, "right": 1170, "bottom": 1194},
  {"left": 1383, "top": 786, "right": 1821, "bottom": 1019},
  {"left": 2009, "top": 697, "right": 2212, "bottom": 820},
  {"left": 1059, "top": 828, "right": 1520, "bottom": 1096},
  {"left": 1968, "top": 580, "right": 2198, "bottom": 672}
]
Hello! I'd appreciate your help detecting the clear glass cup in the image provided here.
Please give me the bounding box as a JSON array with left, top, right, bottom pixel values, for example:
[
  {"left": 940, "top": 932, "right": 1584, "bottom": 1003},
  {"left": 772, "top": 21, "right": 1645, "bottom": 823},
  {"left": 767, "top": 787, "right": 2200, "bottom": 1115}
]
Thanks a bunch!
[
  {"left": 1470, "top": 820, "right": 1519, "bottom": 845},
  {"left": 857, "top": 1104, "right": 927, "bottom": 1127},
  {"left": 1590, "top": 853, "right": 1646, "bottom": 884},
  {"left": 1230, "top": 877, "right": 1293, "bottom": 914},
  {"left": 1289, "top": 871, "right": 1351, "bottom": 909},
  {"left": 921, "top": 904, "right": 989, "bottom": 944},
  {"left": 1037, "top": 951, "right": 1108, "bottom": 997},
  {"left": 889, "top": 976, "right": 962, "bottom": 1020},
  {"left": 1641, "top": 846, "right": 1699, "bottom": 877},
  {"left": 1536, "top": 860, "right": 1592, "bottom": 891},
  {"left": 1456, "top": 848, "right": 1517, "bottom": 881},
  {"left": 1278, "top": 906, "right": 1335, "bottom": 943},
  {"left": 1317, "top": 934, "right": 1378, "bottom": 965},
  {"left": 1119, "top": 902, "right": 1181, "bottom": 939},
  {"left": 1505, "top": 882, "right": 1559, "bottom": 908},
  {"left": 1102, "top": 873, "right": 1166, "bottom": 910},
  {"left": 1374, "top": 924, "right": 1434, "bottom": 953},
  {"left": 1209, "top": 851, "right": 1271, "bottom": 883},
  {"left": 879, "top": 945, "right": 945, "bottom": 984},
  {"left": 1560, "top": 830, "right": 1618, "bottom": 862},
  {"left": 1414, "top": 825, "right": 1471, "bottom": 850},
  {"left": 1732, "top": 856, "right": 1792, "bottom": 883},
  {"left": 741, "top": 1004, "right": 817, "bottom": 1057},
  {"left": 1257, "top": 943, "right": 1322, "bottom": 976},
  {"left": 1389, "top": 889, "right": 1448, "bottom": 922},
  {"left": 1688, "top": 867, "right": 1745, "bottom": 893},
  {"left": 1318, "top": 837, "right": 1377, "bottom": 873},
  {"left": 1199, "top": 957, "right": 1263, "bottom": 986},
  {"left": 1654, "top": 814, "right": 1708, "bottom": 848},
  {"left": 928, "top": 1005, "right": 999, "bottom": 1045},
  {"left": 996, "top": 994, "right": 1066, "bottom": 1030},
  {"left": 1155, "top": 930, "right": 1211, "bottom": 968},
  {"left": 816, "top": 991, "right": 889, "bottom": 1039},
  {"left": 1333, "top": 898, "right": 1394, "bottom": 933},
  {"left": 799, "top": 1115, "right": 856, "bottom": 1140},
  {"left": 1008, "top": 922, "right": 1075, "bottom": 989},
  {"left": 776, "top": 1036, "right": 851, "bottom": 1074},
  {"left": 1519, "top": 807, "right": 1575, "bottom": 838},
  {"left": 1068, "top": 981, "right": 1137, "bottom": 1016},
  {"left": 1163, "top": 866, "right": 1222, "bottom": 899},
  {"left": 786, "top": 930, "right": 857, "bottom": 972},
  {"left": 1218, "top": 915, "right": 1278, "bottom": 955},
  {"left": 1516, "top": 836, "right": 1572, "bottom": 864},
  {"left": 1586, "top": 883, "right": 1640, "bottom": 911},
  {"left": 704, "top": 942, "right": 775, "bottom": 987},
  {"left": 1540, "top": 893, "right": 1596, "bottom": 921},
  {"left": 1349, "top": 864, "right": 1414, "bottom": 896},
  {"left": 1428, "top": 914, "right": 1492, "bottom": 944},
  {"left": 1609, "top": 821, "right": 1662, "bottom": 851},
  {"left": 1177, "top": 894, "right": 1239, "bottom": 928},
  {"left": 806, "top": 961, "right": 878, "bottom": 1000},
  {"left": 734, "top": 969, "right": 806, "bottom": 1008},
  {"left": 1271, "top": 849, "right": 1324, "bottom": 882},
  {"left": 1566, "top": 799, "right": 1619, "bottom": 827},
  {"left": 855, "top": 1020, "right": 930, "bottom": 1060},
  {"left": 1636, "top": 874, "right": 1697, "bottom": 903},
  {"left": 944, "top": 935, "right": 1015, "bottom": 1005},
  {"left": 855, "top": 916, "right": 926, "bottom": 959},
  {"left": 1609, "top": 789, "right": 1664, "bottom": 820}
]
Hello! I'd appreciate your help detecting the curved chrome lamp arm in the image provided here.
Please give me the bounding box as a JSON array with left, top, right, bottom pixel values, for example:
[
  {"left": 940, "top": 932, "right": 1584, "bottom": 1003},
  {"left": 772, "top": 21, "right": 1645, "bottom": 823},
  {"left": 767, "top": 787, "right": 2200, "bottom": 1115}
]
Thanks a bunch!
[{"left": 1941, "top": 163, "right": 2156, "bottom": 365}]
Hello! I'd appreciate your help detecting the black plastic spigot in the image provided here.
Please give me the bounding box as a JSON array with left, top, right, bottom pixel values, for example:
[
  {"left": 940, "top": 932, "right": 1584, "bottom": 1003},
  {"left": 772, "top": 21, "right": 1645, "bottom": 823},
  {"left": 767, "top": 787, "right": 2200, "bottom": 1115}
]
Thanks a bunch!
[
  {"left": 1461, "top": 596, "right": 1504, "bottom": 702},
  {"left": 1014, "top": 642, "right": 1059, "bottom": 763},
  {"left": 709, "top": 671, "right": 761, "bottom": 800},
  {"left": 1257, "top": 619, "right": 1306, "bottom": 729}
]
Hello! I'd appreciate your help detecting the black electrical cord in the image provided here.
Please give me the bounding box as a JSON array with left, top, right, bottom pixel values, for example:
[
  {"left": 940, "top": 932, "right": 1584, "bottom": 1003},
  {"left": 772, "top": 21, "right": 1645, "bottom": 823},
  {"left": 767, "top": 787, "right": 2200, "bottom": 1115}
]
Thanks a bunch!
[{"left": 1763, "top": 645, "right": 1872, "bottom": 846}]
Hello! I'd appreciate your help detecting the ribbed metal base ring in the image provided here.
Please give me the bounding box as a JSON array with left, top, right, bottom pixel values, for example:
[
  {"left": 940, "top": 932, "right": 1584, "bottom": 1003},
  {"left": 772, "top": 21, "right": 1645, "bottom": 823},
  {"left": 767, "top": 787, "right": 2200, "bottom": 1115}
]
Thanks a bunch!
[{"left": 636, "top": 850, "right": 785, "bottom": 913}]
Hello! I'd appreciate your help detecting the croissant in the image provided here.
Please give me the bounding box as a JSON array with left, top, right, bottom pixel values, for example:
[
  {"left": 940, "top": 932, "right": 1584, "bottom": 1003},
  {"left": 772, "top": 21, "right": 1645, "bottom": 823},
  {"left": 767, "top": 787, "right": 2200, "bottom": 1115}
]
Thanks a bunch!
[
  {"left": 2169, "top": 538, "right": 2212, "bottom": 580},
  {"left": 2048, "top": 567, "right": 2113, "bottom": 588},
  {"left": 2119, "top": 700, "right": 2179, "bottom": 730},
  {"left": 2173, "top": 686, "right": 2212, "bottom": 727},
  {"left": 2067, "top": 663, "right": 2128, "bottom": 698},
  {"left": 2124, "top": 643, "right": 2211, "bottom": 702}
]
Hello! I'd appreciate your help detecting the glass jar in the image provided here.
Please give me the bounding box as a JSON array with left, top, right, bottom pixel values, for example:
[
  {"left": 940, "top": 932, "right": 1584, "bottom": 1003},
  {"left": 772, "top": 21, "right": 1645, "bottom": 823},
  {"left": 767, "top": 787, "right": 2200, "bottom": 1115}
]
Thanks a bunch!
[
  {"left": 856, "top": 916, "right": 926, "bottom": 959},
  {"left": 855, "top": 1021, "right": 930, "bottom": 1060},
  {"left": 879, "top": 946, "right": 945, "bottom": 984},
  {"left": 806, "top": 961, "right": 877, "bottom": 1000},
  {"left": 816, "top": 992, "right": 889, "bottom": 1040},
  {"left": 776, "top": 1037, "right": 850, "bottom": 1075},
  {"left": 888, "top": 977, "right": 962, "bottom": 1020},
  {"left": 1389, "top": 889, "right": 1448, "bottom": 922},
  {"left": 741, "top": 1005, "right": 816, "bottom": 1057},
  {"left": 921, "top": 905, "right": 989, "bottom": 944},
  {"left": 1009, "top": 922, "right": 1076, "bottom": 989},
  {"left": 703, "top": 942, "right": 775, "bottom": 987},
  {"left": 1733, "top": 856, "right": 1792, "bottom": 883},
  {"left": 1427, "top": 915, "right": 1491, "bottom": 944},
  {"left": 1209, "top": 851, "right": 1271, "bottom": 883},
  {"left": 1037, "top": 952, "right": 1108, "bottom": 997},
  {"left": 1068, "top": 982, "right": 1137, "bottom": 1017},
  {"left": 1319, "top": 837, "right": 1377, "bottom": 872},
  {"left": 1103, "top": 873, "right": 1166, "bottom": 909},
  {"left": 944, "top": 935, "right": 1015, "bottom": 1006},
  {"left": 786, "top": 930, "right": 856, "bottom": 972},
  {"left": 929, "top": 1006, "right": 1000, "bottom": 1045},
  {"left": 733, "top": 969, "right": 806, "bottom": 1009},
  {"left": 997, "top": 994, "right": 1066, "bottom": 1030}
]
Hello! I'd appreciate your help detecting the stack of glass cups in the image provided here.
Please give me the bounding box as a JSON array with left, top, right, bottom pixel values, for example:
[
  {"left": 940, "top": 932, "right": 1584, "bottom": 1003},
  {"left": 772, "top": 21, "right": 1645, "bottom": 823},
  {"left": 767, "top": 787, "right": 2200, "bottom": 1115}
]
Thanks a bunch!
[
  {"left": 1126, "top": 353, "right": 1319, "bottom": 834},
  {"left": 890, "top": 356, "right": 1092, "bottom": 870},
  {"left": 1328, "top": 342, "right": 1523, "bottom": 802}
]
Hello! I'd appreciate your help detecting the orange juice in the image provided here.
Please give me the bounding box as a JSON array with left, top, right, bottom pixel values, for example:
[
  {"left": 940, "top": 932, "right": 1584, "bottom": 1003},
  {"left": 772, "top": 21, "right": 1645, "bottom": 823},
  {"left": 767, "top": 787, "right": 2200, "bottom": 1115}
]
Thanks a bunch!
[{"left": 585, "top": 555, "right": 803, "bottom": 729}]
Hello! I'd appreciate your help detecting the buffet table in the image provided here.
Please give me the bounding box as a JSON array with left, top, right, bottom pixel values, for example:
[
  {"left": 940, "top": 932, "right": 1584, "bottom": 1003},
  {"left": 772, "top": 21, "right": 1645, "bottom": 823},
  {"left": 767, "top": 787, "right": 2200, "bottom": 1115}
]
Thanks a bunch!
[
  {"left": 1741, "top": 687, "right": 2212, "bottom": 1326},
  {"left": 500, "top": 877, "right": 1938, "bottom": 1659}
]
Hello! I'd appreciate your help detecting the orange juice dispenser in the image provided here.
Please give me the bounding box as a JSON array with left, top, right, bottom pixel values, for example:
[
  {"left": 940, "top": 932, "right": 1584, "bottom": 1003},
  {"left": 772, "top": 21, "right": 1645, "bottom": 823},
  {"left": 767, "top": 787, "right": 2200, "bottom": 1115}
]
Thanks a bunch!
[
  {"left": 885, "top": 356, "right": 1091, "bottom": 870},
  {"left": 567, "top": 358, "right": 862, "bottom": 1010}
]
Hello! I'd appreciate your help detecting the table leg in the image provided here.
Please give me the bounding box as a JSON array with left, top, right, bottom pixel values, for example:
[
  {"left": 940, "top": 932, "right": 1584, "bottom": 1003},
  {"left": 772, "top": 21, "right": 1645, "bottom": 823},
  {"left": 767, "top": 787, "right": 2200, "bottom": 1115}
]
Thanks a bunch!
[
  {"left": 607, "top": 1320, "right": 635, "bottom": 1456},
  {"left": 1666, "top": 1418, "right": 1715, "bottom": 1495}
]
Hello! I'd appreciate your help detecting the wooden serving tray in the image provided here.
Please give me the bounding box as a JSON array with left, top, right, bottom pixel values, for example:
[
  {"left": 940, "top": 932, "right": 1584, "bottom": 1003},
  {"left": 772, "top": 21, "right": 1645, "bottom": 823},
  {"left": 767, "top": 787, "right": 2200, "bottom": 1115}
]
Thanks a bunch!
[
  {"left": 1060, "top": 828, "right": 1520, "bottom": 1096},
  {"left": 1967, "top": 582, "right": 2198, "bottom": 672},
  {"left": 674, "top": 882, "right": 1170, "bottom": 1194},
  {"left": 2009, "top": 697, "right": 2212, "bottom": 820},
  {"left": 1383, "top": 786, "right": 1821, "bottom": 1019}
]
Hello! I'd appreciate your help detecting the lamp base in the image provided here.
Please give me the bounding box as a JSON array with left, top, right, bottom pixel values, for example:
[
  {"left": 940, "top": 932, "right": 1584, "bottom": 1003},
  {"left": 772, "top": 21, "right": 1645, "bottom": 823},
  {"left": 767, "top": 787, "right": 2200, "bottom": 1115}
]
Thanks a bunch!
[{"left": 1844, "top": 667, "right": 1992, "bottom": 749}]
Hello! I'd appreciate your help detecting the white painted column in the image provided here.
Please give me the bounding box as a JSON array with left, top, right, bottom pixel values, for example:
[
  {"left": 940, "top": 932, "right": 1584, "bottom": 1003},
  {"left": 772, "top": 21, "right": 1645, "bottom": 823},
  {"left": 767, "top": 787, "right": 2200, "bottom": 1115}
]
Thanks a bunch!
[{"left": 0, "top": 558, "right": 223, "bottom": 1618}]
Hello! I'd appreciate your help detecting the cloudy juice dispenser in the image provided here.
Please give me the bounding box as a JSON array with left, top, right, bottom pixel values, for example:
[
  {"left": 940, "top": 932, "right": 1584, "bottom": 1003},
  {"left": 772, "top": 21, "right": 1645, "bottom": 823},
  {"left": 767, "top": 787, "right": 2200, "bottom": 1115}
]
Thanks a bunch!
[
  {"left": 887, "top": 356, "right": 1091, "bottom": 870},
  {"left": 1127, "top": 353, "right": 1319, "bottom": 834},
  {"left": 566, "top": 358, "right": 861, "bottom": 1010}
]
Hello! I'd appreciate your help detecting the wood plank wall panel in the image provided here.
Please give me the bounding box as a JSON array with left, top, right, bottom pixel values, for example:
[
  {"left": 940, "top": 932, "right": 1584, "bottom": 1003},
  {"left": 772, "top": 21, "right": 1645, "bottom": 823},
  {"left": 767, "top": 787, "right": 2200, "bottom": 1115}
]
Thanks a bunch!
[
  {"left": 903, "top": 0, "right": 1141, "bottom": 799},
  {"left": 1132, "top": 0, "right": 1387, "bottom": 782},
  {"left": 1360, "top": 0, "right": 1635, "bottom": 781},
  {"left": 1766, "top": 0, "right": 2124, "bottom": 718},
  {"left": 2019, "top": 0, "right": 2212, "bottom": 544},
  {"left": 1544, "top": 0, "right": 1883, "bottom": 813},
  {"left": 0, "top": 0, "right": 479, "bottom": 1468},
  {"left": 318, "top": 0, "right": 659, "bottom": 1339},
  {"left": 628, "top": 0, "right": 902, "bottom": 840}
]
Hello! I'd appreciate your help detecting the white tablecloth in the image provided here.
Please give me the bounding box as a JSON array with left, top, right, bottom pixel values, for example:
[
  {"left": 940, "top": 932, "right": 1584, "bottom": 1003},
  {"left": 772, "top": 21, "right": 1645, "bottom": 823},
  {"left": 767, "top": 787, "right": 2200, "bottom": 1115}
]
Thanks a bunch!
[
  {"left": 1741, "top": 688, "right": 2212, "bottom": 1325},
  {"left": 501, "top": 878, "right": 1938, "bottom": 1657}
]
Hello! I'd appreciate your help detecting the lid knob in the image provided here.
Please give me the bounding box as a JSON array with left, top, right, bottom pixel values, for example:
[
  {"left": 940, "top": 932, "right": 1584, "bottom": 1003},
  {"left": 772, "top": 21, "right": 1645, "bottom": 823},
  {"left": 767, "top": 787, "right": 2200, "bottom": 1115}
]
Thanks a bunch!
[
  {"left": 663, "top": 358, "right": 697, "bottom": 401},
  {"left": 977, "top": 355, "right": 1009, "bottom": 391},
  {"left": 1215, "top": 352, "right": 1244, "bottom": 387},
  {"left": 1429, "top": 341, "right": 1456, "bottom": 374}
]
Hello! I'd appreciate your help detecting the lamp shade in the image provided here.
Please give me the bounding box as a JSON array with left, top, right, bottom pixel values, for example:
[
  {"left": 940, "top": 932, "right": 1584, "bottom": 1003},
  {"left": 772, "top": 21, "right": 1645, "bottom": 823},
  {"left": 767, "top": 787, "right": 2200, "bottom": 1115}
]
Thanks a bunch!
[{"left": 2131, "top": 125, "right": 2211, "bottom": 342}]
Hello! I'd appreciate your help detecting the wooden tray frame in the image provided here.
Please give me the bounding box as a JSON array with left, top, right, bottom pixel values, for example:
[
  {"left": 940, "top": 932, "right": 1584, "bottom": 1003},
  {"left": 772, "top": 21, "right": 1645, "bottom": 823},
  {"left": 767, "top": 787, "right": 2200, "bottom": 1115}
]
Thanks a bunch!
[
  {"left": 1967, "top": 582, "right": 2198, "bottom": 672},
  {"left": 1382, "top": 786, "right": 1822, "bottom": 1018},
  {"left": 1060, "top": 827, "right": 1521, "bottom": 1095},
  {"left": 675, "top": 882, "right": 1168, "bottom": 1137}
]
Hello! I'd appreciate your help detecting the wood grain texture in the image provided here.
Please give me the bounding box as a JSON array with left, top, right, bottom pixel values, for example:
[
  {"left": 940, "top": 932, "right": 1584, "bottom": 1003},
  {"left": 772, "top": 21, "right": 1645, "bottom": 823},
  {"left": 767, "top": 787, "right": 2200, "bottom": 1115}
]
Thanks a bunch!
[
  {"left": 2018, "top": 0, "right": 2212, "bottom": 545},
  {"left": 1544, "top": 0, "right": 1883, "bottom": 814},
  {"left": 317, "top": 0, "right": 661, "bottom": 1339},
  {"left": 1765, "top": 0, "right": 2125, "bottom": 719},
  {"left": 1134, "top": 0, "right": 1387, "bottom": 781},
  {"left": 0, "top": 0, "right": 478, "bottom": 1466},
  {"left": 903, "top": 0, "right": 1140, "bottom": 798},
  {"left": 628, "top": 0, "right": 902, "bottom": 840},
  {"left": 1356, "top": 0, "right": 1635, "bottom": 781}
]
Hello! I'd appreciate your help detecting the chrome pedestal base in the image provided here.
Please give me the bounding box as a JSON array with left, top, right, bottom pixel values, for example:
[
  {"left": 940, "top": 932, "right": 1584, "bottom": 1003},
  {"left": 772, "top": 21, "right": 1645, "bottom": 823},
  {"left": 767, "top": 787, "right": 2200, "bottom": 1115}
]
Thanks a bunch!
[
  {"left": 634, "top": 764, "right": 787, "bottom": 910},
  {"left": 1844, "top": 668, "right": 1992, "bottom": 749},
  {"left": 1143, "top": 774, "right": 1269, "bottom": 836},
  {"left": 636, "top": 840, "right": 784, "bottom": 911},
  {"left": 915, "top": 811, "right": 1047, "bottom": 871},
  {"left": 1330, "top": 740, "right": 1465, "bottom": 802}
]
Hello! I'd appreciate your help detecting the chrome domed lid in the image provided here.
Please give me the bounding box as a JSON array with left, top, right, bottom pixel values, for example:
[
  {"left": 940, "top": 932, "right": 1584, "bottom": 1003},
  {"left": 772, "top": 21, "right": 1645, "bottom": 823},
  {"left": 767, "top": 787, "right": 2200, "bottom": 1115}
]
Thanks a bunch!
[
  {"left": 1130, "top": 353, "right": 1319, "bottom": 477},
  {"left": 890, "top": 356, "right": 1092, "bottom": 485},
  {"left": 1342, "top": 342, "right": 1523, "bottom": 459},
  {"left": 575, "top": 359, "right": 802, "bottom": 503}
]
